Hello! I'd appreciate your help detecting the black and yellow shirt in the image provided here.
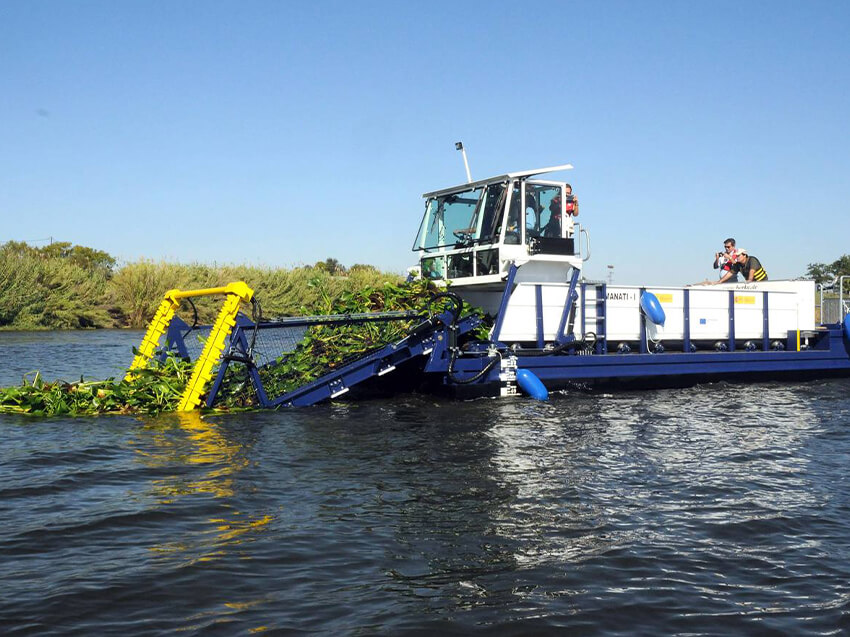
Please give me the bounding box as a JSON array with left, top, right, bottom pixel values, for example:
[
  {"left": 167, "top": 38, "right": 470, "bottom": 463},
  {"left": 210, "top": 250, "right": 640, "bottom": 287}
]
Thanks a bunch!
[{"left": 735, "top": 255, "right": 768, "bottom": 281}]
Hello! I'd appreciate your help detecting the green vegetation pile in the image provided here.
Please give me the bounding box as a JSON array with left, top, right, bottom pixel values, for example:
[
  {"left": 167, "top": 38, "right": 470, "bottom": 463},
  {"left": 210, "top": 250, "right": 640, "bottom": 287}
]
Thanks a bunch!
[
  {"left": 1, "top": 279, "right": 487, "bottom": 416},
  {"left": 0, "top": 355, "right": 193, "bottom": 416},
  {"left": 224, "top": 278, "right": 474, "bottom": 404}
]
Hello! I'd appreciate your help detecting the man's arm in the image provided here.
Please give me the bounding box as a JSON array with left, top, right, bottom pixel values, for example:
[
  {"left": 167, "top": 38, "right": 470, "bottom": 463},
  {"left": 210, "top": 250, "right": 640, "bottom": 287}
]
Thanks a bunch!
[{"left": 712, "top": 269, "right": 735, "bottom": 285}]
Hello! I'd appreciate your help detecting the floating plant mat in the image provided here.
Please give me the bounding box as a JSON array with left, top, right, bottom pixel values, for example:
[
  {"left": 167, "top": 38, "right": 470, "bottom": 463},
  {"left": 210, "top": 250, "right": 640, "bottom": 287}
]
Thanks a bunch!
[
  {"left": 1, "top": 280, "right": 485, "bottom": 415},
  {"left": 0, "top": 355, "right": 193, "bottom": 416}
]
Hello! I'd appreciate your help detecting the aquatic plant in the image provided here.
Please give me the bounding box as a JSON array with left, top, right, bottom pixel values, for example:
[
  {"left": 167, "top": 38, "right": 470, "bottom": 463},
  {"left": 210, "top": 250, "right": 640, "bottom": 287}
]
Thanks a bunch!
[
  {"left": 0, "top": 355, "right": 193, "bottom": 416},
  {"left": 249, "top": 278, "right": 447, "bottom": 401},
  {"left": 1, "top": 279, "right": 488, "bottom": 414}
]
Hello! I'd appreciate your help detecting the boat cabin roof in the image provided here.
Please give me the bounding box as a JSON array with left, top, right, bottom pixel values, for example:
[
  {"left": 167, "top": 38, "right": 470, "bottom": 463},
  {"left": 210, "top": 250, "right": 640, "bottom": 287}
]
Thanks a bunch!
[{"left": 422, "top": 164, "right": 574, "bottom": 199}]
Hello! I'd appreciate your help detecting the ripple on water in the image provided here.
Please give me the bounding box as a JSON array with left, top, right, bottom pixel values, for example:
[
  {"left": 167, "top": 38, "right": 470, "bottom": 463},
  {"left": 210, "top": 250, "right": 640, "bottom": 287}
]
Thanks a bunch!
[{"left": 1, "top": 364, "right": 850, "bottom": 633}]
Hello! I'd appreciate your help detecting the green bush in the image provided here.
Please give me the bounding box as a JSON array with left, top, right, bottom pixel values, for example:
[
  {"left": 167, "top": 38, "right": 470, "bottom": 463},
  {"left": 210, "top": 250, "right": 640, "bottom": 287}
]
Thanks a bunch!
[
  {"left": 0, "top": 245, "right": 111, "bottom": 328},
  {"left": 0, "top": 241, "right": 405, "bottom": 329}
]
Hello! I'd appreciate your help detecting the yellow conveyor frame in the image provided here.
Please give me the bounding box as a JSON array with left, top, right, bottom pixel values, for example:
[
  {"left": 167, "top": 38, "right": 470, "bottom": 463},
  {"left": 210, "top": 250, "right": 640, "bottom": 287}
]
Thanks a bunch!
[{"left": 125, "top": 281, "right": 255, "bottom": 411}]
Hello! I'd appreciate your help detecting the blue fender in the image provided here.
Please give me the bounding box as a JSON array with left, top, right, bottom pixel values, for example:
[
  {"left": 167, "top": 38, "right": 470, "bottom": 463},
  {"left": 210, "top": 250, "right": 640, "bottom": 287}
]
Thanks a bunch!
[
  {"left": 640, "top": 291, "right": 666, "bottom": 326},
  {"left": 516, "top": 368, "right": 549, "bottom": 401},
  {"left": 844, "top": 313, "right": 850, "bottom": 340}
]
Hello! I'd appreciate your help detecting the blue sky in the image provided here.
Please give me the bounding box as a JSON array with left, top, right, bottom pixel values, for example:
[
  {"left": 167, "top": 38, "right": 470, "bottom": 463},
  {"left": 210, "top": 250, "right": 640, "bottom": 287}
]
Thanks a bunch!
[{"left": 2, "top": 1, "right": 849, "bottom": 286}]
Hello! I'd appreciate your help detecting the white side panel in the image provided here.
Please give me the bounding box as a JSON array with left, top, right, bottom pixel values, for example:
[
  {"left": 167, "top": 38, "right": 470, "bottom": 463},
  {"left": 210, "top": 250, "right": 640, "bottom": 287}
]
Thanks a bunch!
[
  {"left": 499, "top": 283, "right": 580, "bottom": 342},
  {"left": 494, "top": 280, "right": 816, "bottom": 344},
  {"left": 726, "top": 280, "right": 815, "bottom": 331}
]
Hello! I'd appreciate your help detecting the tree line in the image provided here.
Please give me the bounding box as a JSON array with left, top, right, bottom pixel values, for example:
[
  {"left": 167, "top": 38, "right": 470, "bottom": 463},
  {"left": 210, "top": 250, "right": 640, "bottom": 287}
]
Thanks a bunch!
[
  {"left": 806, "top": 255, "right": 850, "bottom": 287},
  {"left": 0, "top": 241, "right": 402, "bottom": 330}
]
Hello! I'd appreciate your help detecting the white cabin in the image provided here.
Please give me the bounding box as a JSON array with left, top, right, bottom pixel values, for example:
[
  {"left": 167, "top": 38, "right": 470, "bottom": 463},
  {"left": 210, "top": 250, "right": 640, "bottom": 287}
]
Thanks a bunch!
[{"left": 412, "top": 166, "right": 583, "bottom": 306}]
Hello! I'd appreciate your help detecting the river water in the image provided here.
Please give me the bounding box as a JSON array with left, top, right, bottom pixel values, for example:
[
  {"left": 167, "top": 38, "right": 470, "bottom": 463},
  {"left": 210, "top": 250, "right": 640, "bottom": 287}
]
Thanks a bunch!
[{"left": 1, "top": 330, "right": 849, "bottom": 634}]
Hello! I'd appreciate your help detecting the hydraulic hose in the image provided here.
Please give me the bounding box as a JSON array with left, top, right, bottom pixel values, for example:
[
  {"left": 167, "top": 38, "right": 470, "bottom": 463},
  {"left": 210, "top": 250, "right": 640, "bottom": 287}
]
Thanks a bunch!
[{"left": 447, "top": 349, "right": 502, "bottom": 385}]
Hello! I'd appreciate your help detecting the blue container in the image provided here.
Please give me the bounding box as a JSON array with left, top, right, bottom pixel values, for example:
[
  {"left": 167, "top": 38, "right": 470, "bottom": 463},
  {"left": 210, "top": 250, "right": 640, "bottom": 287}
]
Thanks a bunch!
[
  {"left": 640, "top": 292, "right": 666, "bottom": 326},
  {"left": 516, "top": 368, "right": 549, "bottom": 401}
]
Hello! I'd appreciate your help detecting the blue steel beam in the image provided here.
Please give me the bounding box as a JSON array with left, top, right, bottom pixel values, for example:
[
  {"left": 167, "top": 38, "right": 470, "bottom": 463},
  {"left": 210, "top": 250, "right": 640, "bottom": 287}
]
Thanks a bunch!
[
  {"left": 762, "top": 292, "right": 770, "bottom": 351},
  {"left": 269, "top": 314, "right": 482, "bottom": 407},
  {"left": 535, "top": 285, "right": 544, "bottom": 348},
  {"left": 728, "top": 290, "right": 736, "bottom": 351},
  {"left": 556, "top": 267, "right": 581, "bottom": 345},
  {"left": 441, "top": 337, "right": 850, "bottom": 392},
  {"left": 490, "top": 263, "right": 519, "bottom": 343}
]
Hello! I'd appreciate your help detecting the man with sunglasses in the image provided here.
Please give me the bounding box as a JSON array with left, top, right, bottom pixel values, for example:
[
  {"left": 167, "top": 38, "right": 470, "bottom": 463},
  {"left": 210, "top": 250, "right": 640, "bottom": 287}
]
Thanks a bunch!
[{"left": 713, "top": 237, "right": 739, "bottom": 282}]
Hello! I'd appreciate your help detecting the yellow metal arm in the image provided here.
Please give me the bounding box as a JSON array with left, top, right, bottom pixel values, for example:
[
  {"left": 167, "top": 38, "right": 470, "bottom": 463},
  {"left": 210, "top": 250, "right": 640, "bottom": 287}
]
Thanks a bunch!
[
  {"left": 125, "top": 296, "right": 181, "bottom": 380},
  {"left": 126, "top": 282, "right": 255, "bottom": 412},
  {"left": 177, "top": 289, "right": 252, "bottom": 411}
]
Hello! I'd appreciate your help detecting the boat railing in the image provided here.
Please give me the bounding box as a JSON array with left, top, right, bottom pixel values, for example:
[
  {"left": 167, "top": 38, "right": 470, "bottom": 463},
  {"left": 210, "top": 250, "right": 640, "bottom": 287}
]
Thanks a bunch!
[
  {"left": 818, "top": 275, "right": 850, "bottom": 324},
  {"left": 576, "top": 223, "right": 591, "bottom": 262}
]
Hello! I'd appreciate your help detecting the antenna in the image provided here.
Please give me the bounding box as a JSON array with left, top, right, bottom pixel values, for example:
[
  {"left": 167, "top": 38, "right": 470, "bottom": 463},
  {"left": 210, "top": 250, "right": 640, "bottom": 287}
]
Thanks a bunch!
[{"left": 455, "top": 141, "right": 472, "bottom": 183}]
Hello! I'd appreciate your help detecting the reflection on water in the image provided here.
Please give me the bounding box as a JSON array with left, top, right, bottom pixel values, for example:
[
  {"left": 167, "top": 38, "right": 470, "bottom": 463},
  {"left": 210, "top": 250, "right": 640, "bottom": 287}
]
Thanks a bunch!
[
  {"left": 137, "top": 411, "right": 249, "bottom": 500},
  {"left": 136, "top": 412, "right": 274, "bottom": 569},
  {"left": 1, "top": 326, "right": 849, "bottom": 634}
]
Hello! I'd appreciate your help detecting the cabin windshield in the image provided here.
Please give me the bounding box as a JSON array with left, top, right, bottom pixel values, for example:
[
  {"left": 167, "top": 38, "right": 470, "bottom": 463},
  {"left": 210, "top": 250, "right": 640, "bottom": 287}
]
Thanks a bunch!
[{"left": 413, "top": 182, "right": 508, "bottom": 251}]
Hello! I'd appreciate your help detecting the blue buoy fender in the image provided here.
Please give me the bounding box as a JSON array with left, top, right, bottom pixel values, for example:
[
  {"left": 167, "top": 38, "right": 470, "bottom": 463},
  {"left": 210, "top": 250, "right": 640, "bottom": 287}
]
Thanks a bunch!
[
  {"left": 516, "top": 368, "right": 549, "bottom": 401},
  {"left": 640, "top": 292, "right": 666, "bottom": 326},
  {"left": 844, "top": 313, "right": 850, "bottom": 340}
]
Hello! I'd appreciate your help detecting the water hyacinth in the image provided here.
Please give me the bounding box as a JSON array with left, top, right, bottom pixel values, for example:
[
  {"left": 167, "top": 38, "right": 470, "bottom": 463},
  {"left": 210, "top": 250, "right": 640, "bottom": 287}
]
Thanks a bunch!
[
  {"left": 0, "top": 354, "right": 193, "bottom": 416},
  {"left": 247, "top": 278, "right": 451, "bottom": 401},
  {"left": 0, "top": 279, "right": 486, "bottom": 415}
]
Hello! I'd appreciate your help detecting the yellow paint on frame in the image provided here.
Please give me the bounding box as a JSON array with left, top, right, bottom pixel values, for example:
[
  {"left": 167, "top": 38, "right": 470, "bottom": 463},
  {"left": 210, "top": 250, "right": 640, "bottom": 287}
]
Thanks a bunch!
[{"left": 734, "top": 295, "right": 756, "bottom": 304}]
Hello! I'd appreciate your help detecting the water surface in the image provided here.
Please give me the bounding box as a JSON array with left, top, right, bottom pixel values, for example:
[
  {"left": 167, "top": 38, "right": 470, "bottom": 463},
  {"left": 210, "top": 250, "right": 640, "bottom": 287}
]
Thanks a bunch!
[{"left": 1, "top": 331, "right": 849, "bottom": 634}]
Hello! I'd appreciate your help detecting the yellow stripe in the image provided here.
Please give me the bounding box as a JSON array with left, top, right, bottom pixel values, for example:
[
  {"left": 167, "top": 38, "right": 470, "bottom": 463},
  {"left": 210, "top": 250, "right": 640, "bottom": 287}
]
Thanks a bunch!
[
  {"left": 796, "top": 330, "right": 800, "bottom": 351},
  {"left": 753, "top": 268, "right": 767, "bottom": 281}
]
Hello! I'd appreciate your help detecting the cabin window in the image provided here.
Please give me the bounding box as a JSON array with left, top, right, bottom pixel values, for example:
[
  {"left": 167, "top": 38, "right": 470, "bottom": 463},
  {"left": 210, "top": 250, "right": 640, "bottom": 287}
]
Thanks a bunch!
[
  {"left": 476, "top": 248, "right": 499, "bottom": 275},
  {"left": 505, "top": 183, "right": 522, "bottom": 244},
  {"left": 476, "top": 183, "right": 508, "bottom": 245},
  {"left": 448, "top": 253, "right": 474, "bottom": 279},
  {"left": 524, "top": 184, "right": 562, "bottom": 243},
  {"left": 413, "top": 187, "right": 483, "bottom": 251},
  {"left": 421, "top": 255, "right": 446, "bottom": 280},
  {"left": 413, "top": 182, "right": 508, "bottom": 252}
]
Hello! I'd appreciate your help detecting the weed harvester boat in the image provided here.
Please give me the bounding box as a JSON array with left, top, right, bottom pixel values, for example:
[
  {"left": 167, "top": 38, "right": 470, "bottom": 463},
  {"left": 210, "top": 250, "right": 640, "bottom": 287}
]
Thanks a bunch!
[{"left": 131, "top": 166, "right": 850, "bottom": 410}]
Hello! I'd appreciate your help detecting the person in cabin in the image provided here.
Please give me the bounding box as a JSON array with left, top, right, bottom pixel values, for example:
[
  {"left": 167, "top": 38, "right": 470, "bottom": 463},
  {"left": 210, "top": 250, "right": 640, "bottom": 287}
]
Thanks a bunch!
[
  {"left": 712, "top": 248, "right": 768, "bottom": 283},
  {"left": 542, "top": 184, "right": 579, "bottom": 238},
  {"left": 564, "top": 183, "right": 579, "bottom": 218},
  {"left": 713, "top": 237, "right": 739, "bottom": 282},
  {"left": 525, "top": 186, "right": 544, "bottom": 237}
]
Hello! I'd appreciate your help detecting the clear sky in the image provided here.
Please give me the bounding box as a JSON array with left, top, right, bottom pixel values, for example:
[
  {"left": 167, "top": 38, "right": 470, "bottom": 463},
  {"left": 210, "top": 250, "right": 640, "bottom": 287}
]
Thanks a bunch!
[{"left": 2, "top": 1, "right": 849, "bottom": 286}]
